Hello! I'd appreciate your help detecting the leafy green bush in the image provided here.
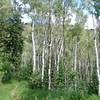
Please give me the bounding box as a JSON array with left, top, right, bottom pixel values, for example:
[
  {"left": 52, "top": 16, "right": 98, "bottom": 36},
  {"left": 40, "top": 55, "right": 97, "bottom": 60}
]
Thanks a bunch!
[
  {"left": 1, "top": 70, "right": 12, "bottom": 83},
  {"left": 19, "top": 88, "right": 87, "bottom": 100},
  {"left": 28, "top": 72, "right": 42, "bottom": 89},
  {"left": 87, "top": 66, "right": 98, "bottom": 95},
  {"left": 0, "top": 56, "right": 12, "bottom": 83},
  {"left": 17, "top": 66, "right": 32, "bottom": 81},
  {"left": 54, "top": 58, "right": 65, "bottom": 89}
]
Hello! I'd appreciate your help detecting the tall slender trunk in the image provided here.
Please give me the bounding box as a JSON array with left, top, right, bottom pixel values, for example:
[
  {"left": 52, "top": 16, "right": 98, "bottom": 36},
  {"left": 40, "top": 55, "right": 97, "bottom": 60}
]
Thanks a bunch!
[
  {"left": 55, "top": 52, "right": 57, "bottom": 69},
  {"left": 57, "top": 40, "right": 63, "bottom": 72},
  {"left": 31, "top": 20, "right": 36, "bottom": 72},
  {"left": 92, "top": 15, "right": 100, "bottom": 96},
  {"left": 48, "top": 40, "right": 52, "bottom": 90},
  {"left": 62, "top": 7, "right": 66, "bottom": 89},
  {"left": 74, "top": 44, "right": 77, "bottom": 71},
  {"left": 94, "top": 38, "right": 100, "bottom": 96},
  {"left": 90, "top": 58, "right": 93, "bottom": 82},
  {"left": 74, "top": 43, "right": 77, "bottom": 90},
  {"left": 42, "top": 38, "right": 45, "bottom": 83},
  {"left": 48, "top": 0, "right": 52, "bottom": 90},
  {"left": 57, "top": 48, "right": 60, "bottom": 72}
]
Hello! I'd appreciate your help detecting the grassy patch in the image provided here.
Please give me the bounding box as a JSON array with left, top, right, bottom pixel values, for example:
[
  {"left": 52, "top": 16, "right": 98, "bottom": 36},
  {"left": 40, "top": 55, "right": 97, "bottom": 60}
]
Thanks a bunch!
[
  {"left": 86, "top": 95, "right": 100, "bottom": 100},
  {"left": 0, "top": 80, "right": 19, "bottom": 100},
  {"left": 0, "top": 80, "right": 100, "bottom": 100}
]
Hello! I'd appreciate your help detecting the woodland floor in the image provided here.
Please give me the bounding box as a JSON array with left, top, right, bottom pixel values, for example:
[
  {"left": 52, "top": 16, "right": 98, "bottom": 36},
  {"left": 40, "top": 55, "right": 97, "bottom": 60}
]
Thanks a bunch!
[{"left": 0, "top": 79, "right": 100, "bottom": 100}]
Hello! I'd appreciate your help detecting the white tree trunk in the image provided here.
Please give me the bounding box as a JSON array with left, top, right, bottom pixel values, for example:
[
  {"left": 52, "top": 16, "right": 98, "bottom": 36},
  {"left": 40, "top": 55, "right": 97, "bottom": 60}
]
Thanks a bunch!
[
  {"left": 48, "top": 0, "right": 52, "bottom": 90},
  {"left": 42, "top": 39, "right": 45, "bottom": 83},
  {"left": 74, "top": 44, "right": 77, "bottom": 71},
  {"left": 92, "top": 15, "right": 100, "bottom": 96},
  {"left": 32, "top": 22, "right": 36, "bottom": 72},
  {"left": 57, "top": 51, "right": 60, "bottom": 72},
  {"left": 74, "top": 43, "right": 77, "bottom": 90},
  {"left": 48, "top": 41, "right": 52, "bottom": 90},
  {"left": 57, "top": 40, "right": 63, "bottom": 72},
  {"left": 94, "top": 38, "right": 100, "bottom": 96}
]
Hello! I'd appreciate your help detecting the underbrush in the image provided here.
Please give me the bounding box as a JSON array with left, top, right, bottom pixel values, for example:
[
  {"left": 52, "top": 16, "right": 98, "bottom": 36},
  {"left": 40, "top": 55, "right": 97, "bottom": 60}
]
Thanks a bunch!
[
  {"left": 15, "top": 82, "right": 88, "bottom": 100},
  {"left": 0, "top": 80, "right": 100, "bottom": 100}
]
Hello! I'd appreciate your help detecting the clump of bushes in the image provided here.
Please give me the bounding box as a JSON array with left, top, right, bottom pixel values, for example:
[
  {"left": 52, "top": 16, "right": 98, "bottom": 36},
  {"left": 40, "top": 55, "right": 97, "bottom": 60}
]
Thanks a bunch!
[
  {"left": 1, "top": 59, "right": 12, "bottom": 83},
  {"left": 17, "top": 65, "right": 32, "bottom": 81},
  {"left": 28, "top": 72, "right": 42, "bottom": 89}
]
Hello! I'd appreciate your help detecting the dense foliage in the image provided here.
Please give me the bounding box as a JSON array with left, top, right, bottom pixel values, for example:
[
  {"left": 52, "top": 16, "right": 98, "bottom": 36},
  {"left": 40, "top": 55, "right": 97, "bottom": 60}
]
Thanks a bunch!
[{"left": 0, "top": 0, "right": 100, "bottom": 100}]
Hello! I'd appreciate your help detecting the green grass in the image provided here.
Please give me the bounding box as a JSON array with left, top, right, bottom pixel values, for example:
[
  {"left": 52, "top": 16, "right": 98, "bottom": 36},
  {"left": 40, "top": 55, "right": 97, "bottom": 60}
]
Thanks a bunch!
[
  {"left": 0, "top": 81, "right": 19, "bottom": 100},
  {"left": 86, "top": 95, "right": 100, "bottom": 100},
  {"left": 0, "top": 80, "right": 100, "bottom": 100}
]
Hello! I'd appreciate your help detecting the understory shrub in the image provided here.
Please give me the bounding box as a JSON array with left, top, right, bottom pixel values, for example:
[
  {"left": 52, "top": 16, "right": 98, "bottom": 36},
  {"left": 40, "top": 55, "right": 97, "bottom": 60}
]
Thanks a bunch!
[
  {"left": 28, "top": 72, "right": 42, "bottom": 89},
  {"left": 1, "top": 58, "right": 12, "bottom": 83},
  {"left": 18, "top": 65, "right": 32, "bottom": 81}
]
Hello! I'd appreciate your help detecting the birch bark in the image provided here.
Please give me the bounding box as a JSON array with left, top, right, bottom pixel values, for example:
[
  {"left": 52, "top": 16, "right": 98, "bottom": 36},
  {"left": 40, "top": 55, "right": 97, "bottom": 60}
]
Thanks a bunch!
[{"left": 31, "top": 20, "right": 36, "bottom": 72}]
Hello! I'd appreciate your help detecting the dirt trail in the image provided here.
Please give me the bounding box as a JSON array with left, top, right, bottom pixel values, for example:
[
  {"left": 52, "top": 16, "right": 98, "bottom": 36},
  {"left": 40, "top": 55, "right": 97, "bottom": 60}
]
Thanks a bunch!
[{"left": 11, "top": 84, "right": 20, "bottom": 100}]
